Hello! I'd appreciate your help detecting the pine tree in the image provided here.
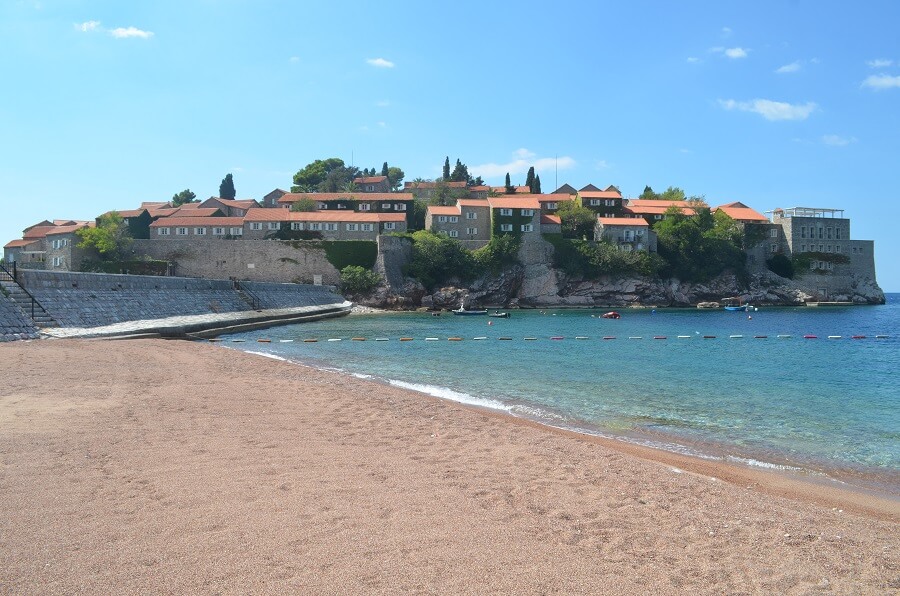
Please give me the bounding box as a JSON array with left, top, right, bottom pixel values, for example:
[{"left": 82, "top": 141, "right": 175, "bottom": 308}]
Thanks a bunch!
[
  {"left": 525, "top": 167, "right": 535, "bottom": 192},
  {"left": 219, "top": 173, "right": 236, "bottom": 200},
  {"left": 442, "top": 157, "right": 450, "bottom": 181},
  {"left": 533, "top": 175, "right": 542, "bottom": 194},
  {"left": 505, "top": 173, "right": 514, "bottom": 194},
  {"left": 381, "top": 162, "right": 389, "bottom": 177}
]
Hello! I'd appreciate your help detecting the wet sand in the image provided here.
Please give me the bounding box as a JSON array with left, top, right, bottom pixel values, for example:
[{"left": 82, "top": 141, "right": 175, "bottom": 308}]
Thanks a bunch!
[{"left": 1, "top": 339, "right": 897, "bottom": 594}]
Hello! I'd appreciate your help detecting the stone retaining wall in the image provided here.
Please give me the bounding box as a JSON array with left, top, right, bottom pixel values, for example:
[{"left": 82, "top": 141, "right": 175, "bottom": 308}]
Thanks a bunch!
[
  {"left": 16, "top": 270, "right": 344, "bottom": 329},
  {"left": 0, "top": 294, "right": 40, "bottom": 341}
]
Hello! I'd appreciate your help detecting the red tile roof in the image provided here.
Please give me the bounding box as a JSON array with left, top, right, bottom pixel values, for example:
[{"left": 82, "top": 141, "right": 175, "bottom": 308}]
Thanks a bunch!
[
  {"left": 487, "top": 196, "right": 541, "bottom": 210},
  {"left": 597, "top": 217, "right": 650, "bottom": 227},
  {"left": 457, "top": 199, "right": 490, "bottom": 207},
  {"left": 4, "top": 238, "right": 41, "bottom": 249},
  {"left": 580, "top": 190, "right": 622, "bottom": 199},
  {"left": 104, "top": 209, "right": 148, "bottom": 218},
  {"left": 536, "top": 194, "right": 575, "bottom": 203},
  {"left": 427, "top": 206, "right": 461, "bottom": 216},
  {"left": 277, "top": 192, "right": 413, "bottom": 205},
  {"left": 168, "top": 207, "right": 224, "bottom": 218},
  {"left": 45, "top": 223, "right": 93, "bottom": 236},
  {"left": 22, "top": 226, "right": 57, "bottom": 240},
  {"left": 150, "top": 217, "right": 245, "bottom": 228},
  {"left": 713, "top": 202, "right": 769, "bottom": 222},
  {"left": 405, "top": 181, "right": 467, "bottom": 189},
  {"left": 540, "top": 214, "right": 562, "bottom": 225},
  {"left": 489, "top": 185, "right": 531, "bottom": 194},
  {"left": 353, "top": 175, "right": 388, "bottom": 184},
  {"left": 624, "top": 199, "right": 698, "bottom": 216},
  {"left": 468, "top": 185, "right": 490, "bottom": 192},
  {"left": 243, "top": 209, "right": 405, "bottom": 223}
]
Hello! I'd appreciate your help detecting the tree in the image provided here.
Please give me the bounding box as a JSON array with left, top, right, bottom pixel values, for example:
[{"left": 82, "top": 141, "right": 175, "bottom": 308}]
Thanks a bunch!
[
  {"left": 654, "top": 205, "right": 745, "bottom": 281},
  {"left": 639, "top": 185, "right": 656, "bottom": 200},
  {"left": 381, "top": 162, "right": 389, "bottom": 177},
  {"left": 290, "top": 198, "right": 317, "bottom": 212},
  {"left": 442, "top": 156, "right": 451, "bottom": 181},
  {"left": 525, "top": 167, "right": 535, "bottom": 192},
  {"left": 171, "top": 189, "right": 197, "bottom": 207},
  {"left": 472, "top": 175, "right": 484, "bottom": 186},
  {"left": 449, "top": 159, "right": 469, "bottom": 183},
  {"left": 340, "top": 265, "right": 382, "bottom": 296},
  {"left": 387, "top": 166, "right": 405, "bottom": 191},
  {"left": 504, "top": 173, "right": 514, "bottom": 194},
  {"left": 428, "top": 179, "right": 453, "bottom": 206},
  {"left": 556, "top": 200, "right": 596, "bottom": 239},
  {"left": 292, "top": 158, "right": 347, "bottom": 192},
  {"left": 407, "top": 230, "right": 477, "bottom": 290},
  {"left": 219, "top": 174, "right": 236, "bottom": 200},
  {"left": 533, "top": 174, "right": 542, "bottom": 194},
  {"left": 76, "top": 212, "right": 133, "bottom": 260},
  {"left": 658, "top": 186, "right": 686, "bottom": 201}
]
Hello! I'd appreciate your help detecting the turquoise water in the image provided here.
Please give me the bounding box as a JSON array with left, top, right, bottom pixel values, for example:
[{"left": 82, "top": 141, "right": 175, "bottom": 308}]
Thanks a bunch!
[{"left": 223, "top": 294, "right": 900, "bottom": 492}]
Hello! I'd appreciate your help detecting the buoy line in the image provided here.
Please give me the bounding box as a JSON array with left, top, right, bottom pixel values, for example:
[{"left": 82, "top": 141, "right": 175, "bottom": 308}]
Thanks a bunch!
[{"left": 221, "top": 333, "right": 890, "bottom": 344}]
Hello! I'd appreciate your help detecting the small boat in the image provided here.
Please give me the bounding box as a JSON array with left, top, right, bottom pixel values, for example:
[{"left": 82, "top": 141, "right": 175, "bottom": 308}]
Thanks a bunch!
[
  {"left": 452, "top": 301, "right": 487, "bottom": 316},
  {"left": 489, "top": 311, "right": 510, "bottom": 318},
  {"left": 722, "top": 297, "right": 752, "bottom": 312},
  {"left": 600, "top": 311, "right": 621, "bottom": 319}
]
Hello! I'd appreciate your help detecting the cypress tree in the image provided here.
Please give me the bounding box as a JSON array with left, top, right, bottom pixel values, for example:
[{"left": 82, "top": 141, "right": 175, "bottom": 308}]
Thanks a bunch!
[
  {"left": 381, "top": 162, "right": 389, "bottom": 177},
  {"left": 219, "top": 173, "right": 236, "bottom": 200},
  {"left": 525, "top": 167, "right": 535, "bottom": 192},
  {"left": 533, "top": 174, "right": 542, "bottom": 194},
  {"left": 504, "top": 172, "right": 514, "bottom": 194},
  {"left": 442, "top": 157, "right": 450, "bottom": 180}
]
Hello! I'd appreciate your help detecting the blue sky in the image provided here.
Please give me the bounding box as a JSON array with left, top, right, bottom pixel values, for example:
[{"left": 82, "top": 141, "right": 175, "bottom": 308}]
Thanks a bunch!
[{"left": 2, "top": 1, "right": 899, "bottom": 289}]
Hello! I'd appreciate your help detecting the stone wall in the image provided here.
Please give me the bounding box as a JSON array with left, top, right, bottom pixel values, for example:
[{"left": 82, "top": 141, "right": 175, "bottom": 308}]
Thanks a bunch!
[
  {"left": 0, "top": 294, "right": 39, "bottom": 341},
  {"left": 16, "top": 270, "right": 344, "bottom": 328},
  {"left": 132, "top": 238, "right": 341, "bottom": 285}
]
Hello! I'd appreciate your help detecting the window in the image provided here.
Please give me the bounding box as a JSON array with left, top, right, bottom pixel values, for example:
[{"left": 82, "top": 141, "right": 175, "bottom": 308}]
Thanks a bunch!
[
  {"left": 251, "top": 222, "right": 262, "bottom": 230},
  {"left": 835, "top": 245, "right": 841, "bottom": 253},
  {"left": 836, "top": 228, "right": 843, "bottom": 240},
  {"left": 466, "top": 211, "right": 477, "bottom": 220},
  {"left": 438, "top": 216, "right": 447, "bottom": 223},
  {"left": 589, "top": 199, "right": 601, "bottom": 206},
  {"left": 346, "top": 223, "right": 359, "bottom": 231},
  {"left": 230, "top": 227, "right": 243, "bottom": 236},
  {"left": 366, "top": 185, "right": 375, "bottom": 191},
  {"left": 449, "top": 216, "right": 459, "bottom": 223},
  {"left": 635, "top": 230, "right": 644, "bottom": 237},
  {"left": 158, "top": 228, "right": 170, "bottom": 236},
  {"left": 381, "top": 203, "right": 391, "bottom": 209},
  {"left": 500, "top": 224, "right": 513, "bottom": 232},
  {"left": 466, "top": 227, "right": 477, "bottom": 235},
  {"left": 624, "top": 230, "right": 634, "bottom": 242},
  {"left": 499, "top": 208, "right": 513, "bottom": 216},
  {"left": 383, "top": 222, "right": 396, "bottom": 230},
  {"left": 361, "top": 223, "right": 374, "bottom": 232},
  {"left": 291, "top": 222, "right": 304, "bottom": 230},
  {"left": 213, "top": 227, "right": 225, "bottom": 235},
  {"left": 317, "top": 203, "right": 327, "bottom": 210},
  {"left": 801, "top": 244, "right": 806, "bottom": 252},
  {"left": 395, "top": 203, "right": 407, "bottom": 211},
  {"left": 604, "top": 199, "right": 615, "bottom": 207},
  {"left": 325, "top": 223, "right": 337, "bottom": 231},
  {"left": 195, "top": 227, "right": 206, "bottom": 235},
  {"left": 310, "top": 223, "right": 321, "bottom": 231},
  {"left": 800, "top": 226, "right": 807, "bottom": 239},
  {"left": 818, "top": 227, "right": 824, "bottom": 239},
  {"left": 826, "top": 245, "right": 832, "bottom": 252},
  {"left": 448, "top": 230, "right": 458, "bottom": 237},
  {"left": 52, "top": 256, "right": 62, "bottom": 267},
  {"left": 521, "top": 224, "right": 534, "bottom": 232},
  {"left": 268, "top": 222, "right": 280, "bottom": 230},
  {"left": 819, "top": 244, "right": 824, "bottom": 251},
  {"left": 771, "top": 243, "right": 778, "bottom": 253},
  {"left": 770, "top": 229, "right": 778, "bottom": 238},
  {"left": 826, "top": 227, "right": 833, "bottom": 240},
  {"left": 359, "top": 203, "right": 371, "bottom": 211},
  {"left": 522, "top": 209, "right": 534, "bottom": 216},
  {"left": 337, "top": 203, "right": 347, "bottom": 209},
  {"left": 546, "top": 202, "right": 557, "bottom": 210},
  {"left": 654, "top": 214, "right": 662, "bottom": 220}
]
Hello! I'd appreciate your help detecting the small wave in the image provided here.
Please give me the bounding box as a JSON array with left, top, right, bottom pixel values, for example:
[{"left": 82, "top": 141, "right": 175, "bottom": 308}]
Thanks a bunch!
[
  {"left": 245, "top": 350, "right": 290, "bottom": 362},
  {"left": 387, "top": 379, "right": 510, "bottom": 412},
  {"left": 726, "top": 455, "right": 805, "bottom": 472},
  {"left": 352, "top": 372, "right": 375, "bottom": 380}
]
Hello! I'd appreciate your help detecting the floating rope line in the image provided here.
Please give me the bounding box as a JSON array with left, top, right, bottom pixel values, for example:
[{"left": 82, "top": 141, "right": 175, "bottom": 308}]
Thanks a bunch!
[{"left": 327, "top": 338, "right": 342, "bottom": 342}]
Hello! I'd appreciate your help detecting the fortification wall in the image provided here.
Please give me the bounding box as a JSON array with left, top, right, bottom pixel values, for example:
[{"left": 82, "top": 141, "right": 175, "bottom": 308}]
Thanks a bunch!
[
  {"left": 16, "top": 270, "right": 343, "bottom": 328},
  {"left": 132, "top": 239, "right": 341, "bottom": 285},
  {"left": 0, "top": 294, "right": 39, "bottom": 341}
]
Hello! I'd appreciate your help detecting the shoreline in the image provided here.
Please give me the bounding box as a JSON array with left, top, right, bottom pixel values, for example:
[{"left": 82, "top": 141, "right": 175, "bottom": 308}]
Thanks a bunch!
[
  {"left": 242, "top": 346, "right": 899, "bottom": 521},
  {"left": 2, "top": 338, "right": 897, "bottom": 593}
]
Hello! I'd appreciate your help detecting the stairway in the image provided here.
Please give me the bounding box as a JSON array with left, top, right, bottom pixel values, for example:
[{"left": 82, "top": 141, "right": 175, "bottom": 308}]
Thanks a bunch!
[{"left": 0, "top": 271, "right": 59, "bottom": 328}]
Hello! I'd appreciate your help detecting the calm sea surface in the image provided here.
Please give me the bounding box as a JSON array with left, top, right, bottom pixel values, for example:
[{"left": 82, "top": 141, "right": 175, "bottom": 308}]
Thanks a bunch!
[{"left": 223, "top": 294, "right": 900, "bottom": 493}]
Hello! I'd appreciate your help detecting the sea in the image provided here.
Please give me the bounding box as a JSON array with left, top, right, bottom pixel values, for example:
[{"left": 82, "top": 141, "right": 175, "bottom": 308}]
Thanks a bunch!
[{"left": 222, "top": 294, "right": 900, "bottom": 495}]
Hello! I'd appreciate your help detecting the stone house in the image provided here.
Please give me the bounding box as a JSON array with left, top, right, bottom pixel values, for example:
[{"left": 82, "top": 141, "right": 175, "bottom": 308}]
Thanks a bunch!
[
  {"left": 150, "top": 217, "right": 247, "bottom": 239},
  {"left": 425, "top": 200, "right": 492, "bottom": 248},
  {"left": 45, "top": 223, "right": 95, "bottom": 271},
  {"left": 594, "top": 217, "right": 656, "bottom": 252},
  {"left": 579, "top": 187, "right": 624, "bottom": 217},
  {"left": 276, "top": 192, "right": 414, "bottom": 228},
  {"left": 404, "top": 180, "right": 468, "bottom": 201},
  {"left": 536, "top": 194, "right": 575, "bottom": 214},
  {"left": 540, "top": 214, "right": 562, "bottom": 234},
  {"left": 261, "top": 188, "right": 287, "bottom": 208},
  {"left": 243, "top": 209, "right": 406, "bottom": 241},
  {"left": 488, "top": 196, "right": 542, "bottom": 242},
  {"left": 3, "top": 238, "right": 44, "bottom": 268},
  {"left": 622, "top": 199, "right": 698, "bottom": 224},
  {"left": 198, "top": 197, "right": 260, "bottom": 217},
  {"left": 352, "top": 175, "right": 391, "bottom": 193}
]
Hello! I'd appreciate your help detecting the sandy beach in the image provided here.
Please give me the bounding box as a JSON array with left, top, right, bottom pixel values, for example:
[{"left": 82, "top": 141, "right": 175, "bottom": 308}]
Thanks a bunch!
[{"left": 1, "top": 339, "right": 897, "bottom": 594}]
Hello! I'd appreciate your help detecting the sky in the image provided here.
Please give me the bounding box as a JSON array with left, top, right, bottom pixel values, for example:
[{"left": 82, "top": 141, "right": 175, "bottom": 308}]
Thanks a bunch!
[{"left": 2, "top": 1, "right": 899, "bottom": 290}]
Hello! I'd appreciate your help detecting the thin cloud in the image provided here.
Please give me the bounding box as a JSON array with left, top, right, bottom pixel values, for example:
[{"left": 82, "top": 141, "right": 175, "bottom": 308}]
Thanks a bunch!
[
  {"left": 775, "top": 61, "right": 801, "bottom": 74},
  {"left": 366, "top": 57, "right": 395, "bottom": 68},
  {"left": 724, "top": 47, "right": 748, "bottom": 59},
  {"left": 110, "top": 26, "right": 153, "bottom": 39},
  {"left": 862, "top": 74, "right": 900, "bottom": 90},
  {"left": 289, "top": 56, "right": 300, "bottom": 63},
  {"left": 375, "top": 100, "right": 391, "bottom": 107},
  {"left": 686, "top": 57, "right": 700, "bottom": 64},
  {"left": 470, "top": 149, "right": 576, "bottom": 179},
  {"left": 718, "top": 98, "right": 817, "bottom": 121},
  {"left": 721, "top": 27, "right": 732, "bottom": 37},
  {"left": 595, "top": 160, "right": 610, "bottom": 170},
  {"left": 76, "top": 21, "right": 153, "bottom": 39},
  {"left": 821, "top": 135, "right": 857, "bottom": 147},
  {"left": 866, "top": 59, "right": 893, "bottom": 68}
]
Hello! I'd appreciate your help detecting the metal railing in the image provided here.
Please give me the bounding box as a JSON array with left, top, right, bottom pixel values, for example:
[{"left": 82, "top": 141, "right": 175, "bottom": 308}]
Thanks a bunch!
[
  {"left": 231, "top": 278, "right": 262, "bottom": 310},
  {"left": 0, "top": 261, "right": 47, "bottom": 322}
]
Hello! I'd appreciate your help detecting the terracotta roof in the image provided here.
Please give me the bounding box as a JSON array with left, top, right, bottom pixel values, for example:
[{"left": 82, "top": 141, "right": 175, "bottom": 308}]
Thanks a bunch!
[
  {"left": 4, "top": 238, "right": 41, "bottom": 249},
  {"left": 427, "top": 206, "right": 461, "bottom": 216},
  {"left": 174, "top": 202, "right": 201, "bottom": 209},
  {"left": 45, "top": 223, "right": 93, "bottom": 236},
  {"left": 168, "top": 207, "right": 224, "bottom": 218},
  {"left": 405, "top": 181, "right": 467, "bottom": 189},
  {"left": 22, "top": 220, "right": 53, "bottom": 232},
  {"left": 277, "top": 192, "right": 413, "bottom": 205},
  {"left": 53, "top": 219, "right": 86, "bottom": 226},
  {"left": 22, "top": 226, "right": 57, "bottom": 240},
  {"left": 140, "top": 201, "right": 169, "bottom": 208},
  {"left": 104, "top": 209, "right": 148, "bottom": 218},
  {"left": 536, "top": 194, "right": 575, "bottom": 203},
  {"left": 353, "top": 175, "right": 388, "bottom": 184},
  {"left": 713, "top": 202, "right": 769, "bottom": 222},
  {"left": 487, "top": 196, "right": 541, "bottom": 210},
  {"left": 580, "top": 190, "right": 622, "bottom": 199},
  {"left": 468, "top": 185, "right": 490, "bottom": 192},
  {"left": 489, "top": 186, "right": 531, "bottom": 194},
  {"left": 147, "top": 207, "right": 179, "bottom": 218},
  {"left": 540, "top": 214, "right": 562, "bottom": 225},
  {"left": 597, "top": 217, "right": 650, "bottom": 227},
  {"left": 457, "top": 199, "right": 490, "bottom": 207},
  {"left": 150, "top": 217, "right": 245, "bottom": 228},
  {"left": 624, "top": 199, "right": 698, "bottom": 216}
]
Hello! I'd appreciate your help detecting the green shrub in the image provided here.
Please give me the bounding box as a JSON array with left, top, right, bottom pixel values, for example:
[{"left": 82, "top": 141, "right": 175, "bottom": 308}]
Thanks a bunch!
[
  {"left": 766, "top": 253, "right": 794, "bottom": 279},
  {"left": 472, "top": 235, "right": 520, "bottom": 274},
  {"left": 340, "top": 265, "right": 381, "bottom": 295},
  {"left": 322, "top": 240, "right": 377, "bottom": 270},
  {"left": 543, "top": 234, "right": 662, "bottom": 279},
  {"left": 405, "top": 230, "right": 477, "bottom": 290}
]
